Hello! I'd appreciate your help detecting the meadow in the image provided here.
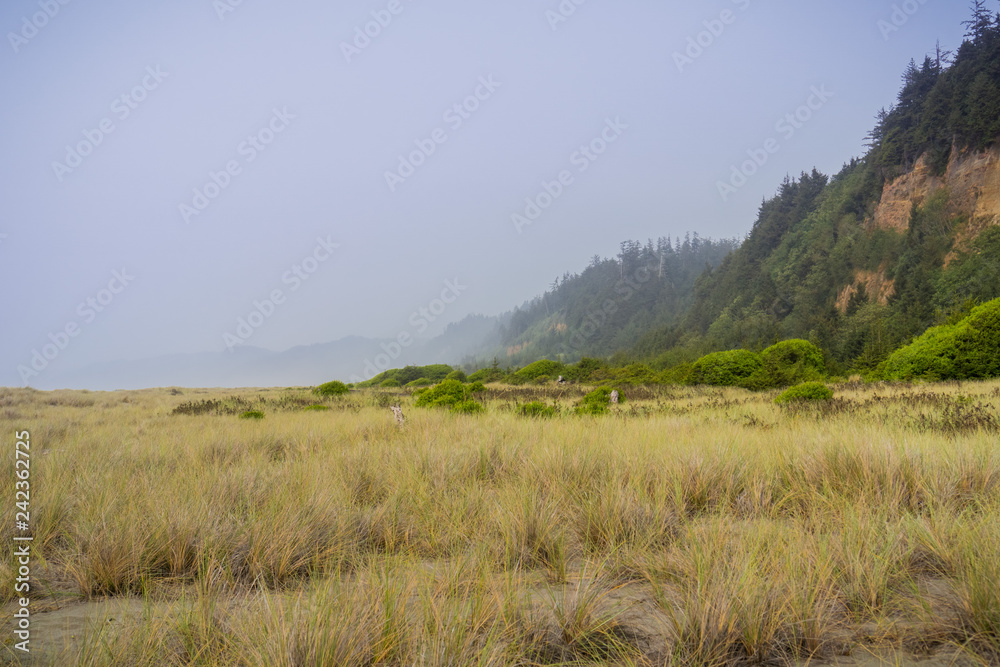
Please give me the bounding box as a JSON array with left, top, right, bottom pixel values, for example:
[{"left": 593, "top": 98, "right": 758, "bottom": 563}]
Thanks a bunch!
[{"left": 1, "top": 380, "right": 999, "bottom": 666}]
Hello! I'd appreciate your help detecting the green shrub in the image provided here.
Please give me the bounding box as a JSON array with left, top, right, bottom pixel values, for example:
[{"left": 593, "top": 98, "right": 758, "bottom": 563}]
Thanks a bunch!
[
  {"left": 687, "top": 350, "right": 763, "bottom": 387},
  {"left": 414, "top": 379, "right": 471, "bottom": 408},
  {"left": 467, "top": 381, "right": 486, "bottom": 393},
  {"left": 468, "top": 367, "right": 505, "bottom": 383},
  {"left": 380, "top": 379, "right": 402, "bottom": 388},
  {"left": 239, "top": 410, "right": 265, "bottom": 420},
  {"left": 775, "top": 382, "right": 833, "bottom": 404},
  {"left": 611, "top": 363, "right": 656, "bottom": 385},
  {"left": 406, "top": 378, "right": 433, "bottom": 388},
  {"left": 512, "top": 359, "right": 564, "bottom": 384},
  {"left": 313, "top": 381, "right": 349, "bottom": 397},
  {"left": 749, "top": 339, "right": 827, "bottom": 389},
  {"left": 881, "top": 297, "right": 1000, "bottom": 381},
  {"left": 533, "top": 375, "right": 551, "bottom": 385},
  {"left": 303, "top": 405, "right": 330, "bottom": 412},
  {"left": 451, "top": 400, "right": 484, "bottom": 415},
  {"left": 880, "top": 324, "right": 962, "bottom": 381},
  {"left": 518, "top": 401, "right": 556, "bottom": 418},
  {"left": 575, "top": 386, "right": 622, "bottom": 415},
  {"left": 445, "top": 370, "right": 468, "bottom": 383}
]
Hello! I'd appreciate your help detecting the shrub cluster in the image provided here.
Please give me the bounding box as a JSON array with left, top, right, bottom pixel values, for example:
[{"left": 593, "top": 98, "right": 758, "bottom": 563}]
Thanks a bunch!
[
  {"left": 881, "top": 298, "right": 1000, "bottom": 381},
  {"left": 774, "top": 382, "right": 833, "bottom": 404},
  {"left": 414, "top": 379, "right": 484, "bottom": 414},
  {"left": 314, "top": 381, "right": 350, "bottom": 397}
]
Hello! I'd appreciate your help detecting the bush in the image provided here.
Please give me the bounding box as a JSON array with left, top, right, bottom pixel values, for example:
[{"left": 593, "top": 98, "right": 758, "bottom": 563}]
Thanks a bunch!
[
  {"left": 881, "top": 298, "right": 1000, "bottom": 381},
  {"left": 533, "top": 375, "right": 551, "bottom": 385},
  {"left": 239, "top": 410, "right": 265, "bottom": 420},
  {"left": 518, "top": 401, "right": 556, "bottom": 418},
  {"left": 563, "top": 357, "right": 604, "bottom": 382},
  {"left": 467, "top": 381, "right": 486, "bottom": 393},
  {"left": 303, "top": 405, "right": 330, "bottom": 412},
  {"left": 687, "top": 350, "right": 763, "bottom": 387},
  {"left": 749, "top": 339, "right": 826, "bottom": 389},
  {"left": 314, "top": 381, "right": 349, "bottom": 397},
  {"left": 414, "top": 379, "right": 471, "bottom": 408},
  {"left": 610, "top": 363, "right": 656, "bottom": 385},
  {"left": 406, "top": 378, "right": 433, "bottom": 388},
  {"left": 451, "top": 400, "right": 484, "bottom": 415},
  {"left": 775, "top": 382, "right": 833, "bottom": 404},
  {"left": 468, "top": 367, "right": 505, "bottom": 383},
  {"left": 445, "top": 370, "right": 468, "bottom": 383},
  {"left": 575, "top": 386, "right": 622, "bottom": 415},
  {"left": 512, "top": 359, "right": 564, "bottom": 384},
  {"left": 380, "top": 379, "right": 401, "bottom": 388}
]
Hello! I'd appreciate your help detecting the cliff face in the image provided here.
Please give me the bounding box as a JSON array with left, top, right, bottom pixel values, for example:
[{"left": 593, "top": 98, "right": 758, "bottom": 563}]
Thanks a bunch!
[{"left": 871, "top": 146, "right": 1000, "bottom": 233}]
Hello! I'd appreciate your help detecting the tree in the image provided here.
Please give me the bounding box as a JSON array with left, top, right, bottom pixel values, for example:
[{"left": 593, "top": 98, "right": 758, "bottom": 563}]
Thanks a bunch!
[{"left": 963, "top": 0, "right": 993, "bottom": 43}]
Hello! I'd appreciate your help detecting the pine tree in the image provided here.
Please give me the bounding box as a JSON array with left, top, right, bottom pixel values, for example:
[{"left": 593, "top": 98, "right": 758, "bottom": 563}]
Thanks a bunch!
[{"left": 963, "top": 0, "right": 993, "bottom": 43}]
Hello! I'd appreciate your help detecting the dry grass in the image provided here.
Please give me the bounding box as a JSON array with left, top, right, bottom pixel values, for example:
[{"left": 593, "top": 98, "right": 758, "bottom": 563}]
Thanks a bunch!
[{"left": 0, "top": 380, "right": 999, "bottom": 665}]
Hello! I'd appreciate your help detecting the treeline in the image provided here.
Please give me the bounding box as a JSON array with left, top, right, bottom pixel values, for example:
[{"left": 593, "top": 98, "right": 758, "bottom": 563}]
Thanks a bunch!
[{"left": 479, "top": 234, "right": 739, "bottom": 367}]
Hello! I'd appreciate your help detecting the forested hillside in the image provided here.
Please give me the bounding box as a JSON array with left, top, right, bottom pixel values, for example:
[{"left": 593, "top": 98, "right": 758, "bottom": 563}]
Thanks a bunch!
[
  {"left": 627, "top": 4, "right": 1000, "bottom": 374},
  {"left": 469, "top": 235, "right": 738, "bottom": 368},
  {"left": 452, "top": 4, "right": 1000, "bottom": 378}
]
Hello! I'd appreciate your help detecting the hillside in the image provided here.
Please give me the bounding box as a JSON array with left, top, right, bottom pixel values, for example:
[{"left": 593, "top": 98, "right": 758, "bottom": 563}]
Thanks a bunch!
[{"left": 457, "top": 5, "right": 1000, "bottom": 377}]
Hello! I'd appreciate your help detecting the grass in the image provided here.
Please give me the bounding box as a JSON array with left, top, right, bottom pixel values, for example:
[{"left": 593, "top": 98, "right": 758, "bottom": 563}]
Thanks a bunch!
[{"left": 0, "top": 381, "right": 999, "bottom": 665}]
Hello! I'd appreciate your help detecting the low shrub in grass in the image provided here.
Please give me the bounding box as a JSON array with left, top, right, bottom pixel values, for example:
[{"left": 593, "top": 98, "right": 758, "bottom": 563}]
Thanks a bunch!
[
  {"left": 313, "top": 381, "right": 349, "bottom": 397},
  {"left": 774, "top": 382, "right": 833, "bottom": 404},
  {"left": 468, "top": 367, "right": 505, "bottom": 383},
  {"left": 749, "top": 339, "right": 826, "bottom": 389},
  {"left": 452, "top": 400, "right": 484, "bottom": 415},
  {"left": 445, "top": 370, "right": 468, "bottom": 383},
  {"left": 575, "top": 387, "right": 622, "bottom": 415},
  {"left": 687, "top": 349, "right": 763, "bottom": 387},
  {"left": 303, "top": 405, "right": 330, "bottom": 412},
  {"left": 240, "top": 410, "right": 265, "bottom": 420},
  {"left": 512, "top": 359, "right": 564, "bottom": 384},
  {"left": 881, "top": 298, "right": 1000, "bottom": 381},
  {"left": 380, "top": 379, "right": 402, "bottom": 388},
  {"left": 414, "top": 379, "right": 473, "bottom": 408},
  {"left": 406, "top": 378, "right": 434, "bottom": 388},
  {"left": 518, "top": 401, "right": 556, "bottom": 418},
  {"left": 467, "top": 381, "right": 486, "bottom": 393}
]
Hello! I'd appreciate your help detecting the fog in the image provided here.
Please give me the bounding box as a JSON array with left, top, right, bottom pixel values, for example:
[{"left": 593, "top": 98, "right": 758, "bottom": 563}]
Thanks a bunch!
[{"left": 0, "top": 0, "right": 965, "bottom": 388}]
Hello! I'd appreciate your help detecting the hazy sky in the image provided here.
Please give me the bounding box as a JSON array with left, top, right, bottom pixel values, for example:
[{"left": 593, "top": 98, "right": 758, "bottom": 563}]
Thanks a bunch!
[{"left": 0, "top": 0, "right": 969, "bottom": 387}]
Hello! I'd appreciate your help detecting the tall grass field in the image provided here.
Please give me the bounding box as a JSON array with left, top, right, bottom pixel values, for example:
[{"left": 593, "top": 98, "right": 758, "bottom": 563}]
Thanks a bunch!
[{"left": 2, "top": 380, "right": 999, "bottom": 666}]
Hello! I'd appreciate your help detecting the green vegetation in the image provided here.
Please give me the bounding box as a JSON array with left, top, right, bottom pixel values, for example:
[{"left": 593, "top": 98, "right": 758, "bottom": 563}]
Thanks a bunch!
[
  {"left": 413, "top": 379, "right": 480, "bottom": 410},
  {"left": 239, "top": 410, "right": 265, "bottom": 419},
  {"left": 303, "top": 404, "right": 330, "bottom": 412},
  {"left": 575, "top": 387, "right": 623, "bottom": 415},
  {"left": 517, "top": 401, "right": 557, "bottom": 418},
  {"left": 882, "top": 297, "right": 1000, "bottom": 380},
  {"left": 686, "top": 349, "right": 763, "bottom": 388},
  {"left": 775, "top": 381, "right": 834, "bottom": 404},
  {"left": 314, "top": 381, "right": 349, "bottom": 397},
  {"left": 357, "top": 364, "right": 454, "bottom": 388}
]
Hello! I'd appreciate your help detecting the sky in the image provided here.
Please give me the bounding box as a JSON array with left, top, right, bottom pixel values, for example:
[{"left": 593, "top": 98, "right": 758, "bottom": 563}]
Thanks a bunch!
[{"left": 0, "top": 0, "right": 971, "bottom": 388}]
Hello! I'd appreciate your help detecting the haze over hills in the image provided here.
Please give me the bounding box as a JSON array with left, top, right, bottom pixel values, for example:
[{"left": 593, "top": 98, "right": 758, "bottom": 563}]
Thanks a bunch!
[{"left": 23, "top": 5, "right": 1000, "bottom": 391}]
